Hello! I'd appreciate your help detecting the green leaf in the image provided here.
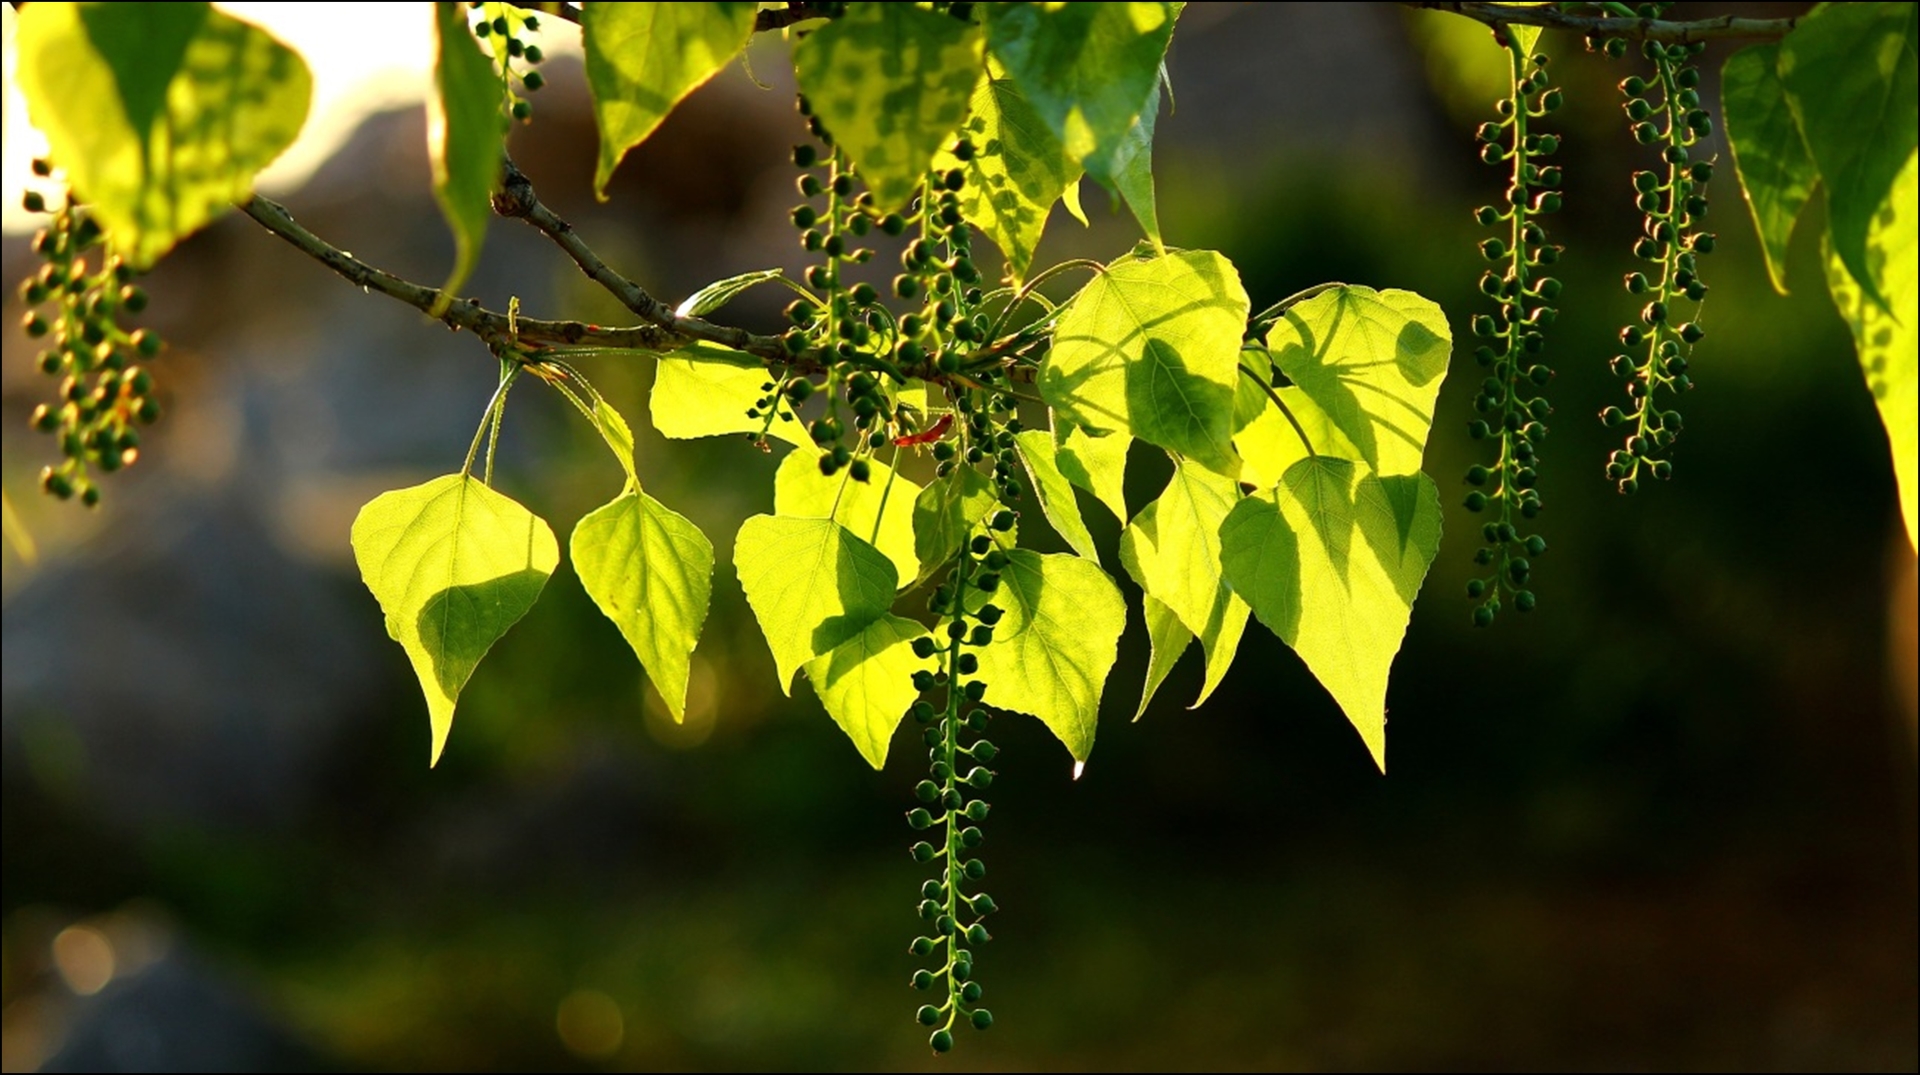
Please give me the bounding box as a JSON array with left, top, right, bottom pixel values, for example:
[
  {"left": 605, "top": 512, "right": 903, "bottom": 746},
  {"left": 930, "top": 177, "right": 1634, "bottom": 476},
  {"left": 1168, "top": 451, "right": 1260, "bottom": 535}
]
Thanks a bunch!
[
  {"left": 650, "top": 342, "right": 806, "bottom": 446},
  {"left": 1118, "top": 460, "right": 1248, "bottom": 708},
  {"left": 805, "top": 614, "right": 932, "bottom": 769},
  {"left": 1110, "top": 79, "right": 1163, "bottom": 246},
  {"left": 1012, "top": 430, "right": 1099, "bottom": 561},
  {"left": 975, "top": 550, "right": 1126, "bottom": 761},
  {"left": 984, "top": 2, "right": 1178, "bottom": 186},
  {"left": 675, "top": 268, "right": 790, "bottom": 318},
  {"left": 794, "top": 3, "right": 984, "bottom": 211},
  {"left": 1825, "top": 151, "right": 1918, "bottom": 551},
  {"left": 572, "top": 489, "right": 714, "bottom": 721},
  {"left": 1779, "top": 1, "right": 1919, "bottom": 304},
  {"left": 933, "top": 68, "right": 1083, "bottom": 282},
  {"left": 1135, "top": 594, "right": 1193, "bottom": 720},
  {"left": 775, "top": 448, "right": 922, "bottom": 587},
  {"left": 912, "top": 465, "right": 998, "bottom": 579},
  {"left": 1723, "top": 44, "right": 1819, "bottom": 295},
  {"left": 1040, "top": 249, "right": 1250, "bottom": 473},
  {"left": 584, "top": 2, "right": 757, "bottom": 200},
  {"left": 1219, "top": 458, "right": 1442, "bottom": 771},
  {"left": 734, "top": 515, "right": 897, "bottom": 694},
  {"left": 429, "top": 1, "right": 504, "bottom": 304},
  {"left": 1054, "top": 422, "right": 1130, "bottom": 523},
  {"left": 584, "top": 389, "right": 638, "bottom": 487},
  {"left": 350, "top": 475, "right": 558, "bottom": 765},
  {"left": 17, "top": 2, "right": 310, "bottom": 269},
  {"left": 1245, "top": 286, "right": 1451, "bottom": 484}
]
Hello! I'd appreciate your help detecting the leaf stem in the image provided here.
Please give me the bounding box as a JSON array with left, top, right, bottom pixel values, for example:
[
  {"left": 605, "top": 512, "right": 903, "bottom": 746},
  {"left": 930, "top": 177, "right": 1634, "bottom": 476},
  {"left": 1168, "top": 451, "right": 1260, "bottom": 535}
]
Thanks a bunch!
[
  {"left": 1236, "top": 360, "right": 1315, "bottom": 459},
  {"left": 1248, "top": 281, "right": 1343, "bottom": 331},
  {"left": 462, "top": 364, "right": 519, "bottom": 480}
]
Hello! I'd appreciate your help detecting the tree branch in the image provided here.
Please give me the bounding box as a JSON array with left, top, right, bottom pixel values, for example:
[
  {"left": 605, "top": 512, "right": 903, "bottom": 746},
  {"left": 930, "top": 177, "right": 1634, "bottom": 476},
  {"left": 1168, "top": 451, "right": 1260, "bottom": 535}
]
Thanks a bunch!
[
  {"left": 238, "top": 194, "right": 680, "bottom": 355},
  {"left": 1406, "top": 3, "right": 1799, "bottom": 43},
  {"left": 490, "top": 158, "right": 790, "bottom": 364}
]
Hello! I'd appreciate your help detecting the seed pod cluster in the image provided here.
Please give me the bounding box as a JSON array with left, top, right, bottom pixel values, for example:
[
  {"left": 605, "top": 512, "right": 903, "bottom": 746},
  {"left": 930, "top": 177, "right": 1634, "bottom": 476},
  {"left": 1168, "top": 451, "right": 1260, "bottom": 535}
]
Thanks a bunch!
[
  {"left": 17, "top": 166, "right": 163, "bottom": 507},
  {"left": 1462, "top": 41, "right": 1562, "bottom": 626},
  {"left": 1600, "top": 21, "right": 1713, "bottom": 494},
  {"left": 469, "top": 2, "right": 545, "bottom": 122},
  {"left": 906, "top": 522, "right": 1008, "bottom": 1052}
]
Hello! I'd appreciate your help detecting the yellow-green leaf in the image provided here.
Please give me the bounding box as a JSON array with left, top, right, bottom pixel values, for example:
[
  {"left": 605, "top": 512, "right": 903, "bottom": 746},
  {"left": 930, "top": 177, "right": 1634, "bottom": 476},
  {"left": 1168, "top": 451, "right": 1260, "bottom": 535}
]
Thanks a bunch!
[
  {"left": 1041, "top": 249, "right": 1250, "bottom": 473},
  {"left": 1012, "top": 430, "right": 1098, "bottom": 561},
  {"left": 1825, "top": 151, "right": 1918, "bottom": 551},
  {"left": 1244, "top": 286, "right": 1451, "bottom": 484},
  {"left": 1055, "top": 421, "right": 1130, "bottom": 523},
  {"left": 572, "top": 489, "right": 714, "bottom": 721},
  {"left": 1135, "top": 594, "right": 1192, "bottom": 720},
  {"left": 933, "top": 67, "right": 1083, "bottom": 282},
  {"left": 17, "top": 1, "right": 310, "bottom": 269},
  {"left": 1110, "top": 79, "right": 1163, "bottom": 245},
  {"left": 351, "top": 475, "right": 558, "bottom": 765},
  {"left": 1118, "top": 460, "right": 1247, "bottom": 709},
  {"left": 734, "top": 515, "right": 896, "bottom": 693},
  {"left": 912, "top": 465, "right": 998, "bottom": 579},
  {"left": 775, "top": 448, "right": 922, "bottom": 586},
  {"left": 1219, "top": 458, "right": 1442, "bottom": 771},
  {"left": 975, "top": 550, "right": 1125, "bottom": 761},
  {"left": 584, "top": 2, "right": 757, "bottom": 200},
  {"left": 794, "top": 3, "right": 984, "bottom": 211},
  {"left": 650, "top": 342, "right": 806, "bottom": 446},
  {"left": 984, "top": 2, "right": 1177, "bottom": 186},
  {"left": 430, "top": 1, "right": 504, "bottom": 303},
  {"left": 805, "top": 614, "right": 933, "bottom": 769}
]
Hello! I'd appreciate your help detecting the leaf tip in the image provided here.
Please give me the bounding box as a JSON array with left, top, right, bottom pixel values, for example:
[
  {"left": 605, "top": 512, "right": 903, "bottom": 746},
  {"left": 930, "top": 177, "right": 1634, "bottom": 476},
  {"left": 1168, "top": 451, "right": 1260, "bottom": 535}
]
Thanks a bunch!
[{"left": 1071, "top": 759, "right": 1086, "bottom": 781}]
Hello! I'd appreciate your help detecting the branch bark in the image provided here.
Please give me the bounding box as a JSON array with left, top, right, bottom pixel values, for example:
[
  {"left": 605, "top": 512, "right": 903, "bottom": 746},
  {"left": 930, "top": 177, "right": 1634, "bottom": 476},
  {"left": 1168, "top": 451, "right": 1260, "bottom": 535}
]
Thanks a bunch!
[
  {"left": 239, "top": 194, "right": 679, "bottom": 355},
  {"left": 1406, "top": 3, "right": 1799, "bottom": 43}
]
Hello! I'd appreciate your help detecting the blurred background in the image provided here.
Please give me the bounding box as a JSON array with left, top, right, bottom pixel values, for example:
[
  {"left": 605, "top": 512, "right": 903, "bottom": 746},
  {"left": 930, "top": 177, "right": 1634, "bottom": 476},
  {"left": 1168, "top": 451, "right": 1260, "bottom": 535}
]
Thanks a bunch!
[{"left": 2, "top": 3, "right": 1914, "bottom": 1070}]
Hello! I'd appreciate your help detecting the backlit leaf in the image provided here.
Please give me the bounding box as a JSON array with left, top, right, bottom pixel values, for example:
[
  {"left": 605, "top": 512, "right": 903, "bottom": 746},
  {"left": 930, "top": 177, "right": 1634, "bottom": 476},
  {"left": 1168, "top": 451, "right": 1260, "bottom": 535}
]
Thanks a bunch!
[
  {"left": 974, "top": 550, "right": 1125, "bottom": 761},
  {"left": 572, "top": 489, "right": 714, "bottom": 722},
  {"left": 428, "top": 1, "right": 504, "bottom": 304},
  {"left": 1825, "top": 151, "right": 1918, "bottom": 551},
  {"left": 1041, "top": 250, "right": 1250, "bottom": 473},
  {"left": 1779, "top": 1, "right": 1919, "bottom": 304},
  {"left": 794, "top": 3, "right": 984, "bottom": 210},
  {"left": 1110, "top": 79, "right": 1163, "bottom": 245},
  {"left": 776, "top": 447, "right": 922, "bottom": 586},
  {"left": 675, "top": 268, "right": 790, "bottom": 319},
  {"left": 985, "top": 2, "right": 1178, "bottom": 187},
  {"left": 1246, "top": 286, "right": 1451, "bottom": 483},
  {"left": 1054, "top": 421, "right": 1130, "bottom": 523},
  {"left": 1118, "top": 460, "right": 1247, "bottom": 708},
  {"left": 1723, "top": 44, "right": 1819, "bottom": 294},
  {"left": 1135, "top": 594, "right": 1192, "bottom": 720},
  {"left": 805, "top": 614, "right": 933, "bottom": 769},
  {"left": 1219, "top": 458, "right": 1441, "bottom": 771},
  {"left": 1012, "top": 430, "right": 1099, "bottom": 562},
  {"left": 584, "top": 2, "right": 757, "bottom": 200},
  {"left": 912, "top": 465, "right": 998, "bottom": 579},
  {"left": 17, "top": 1, "right": 310, "bottom": 269},
  {"left": 351, "top": 475, "right": 558, "bottom": 765},
  {"left": 934, "top": 68, "right": 1083, "bottom": 282},
  {"left": 650, "top": 342, "right": 806, "bottom": 446},
  {"left": 735, "top": 515, "right": 896, "bottom": 693}
]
